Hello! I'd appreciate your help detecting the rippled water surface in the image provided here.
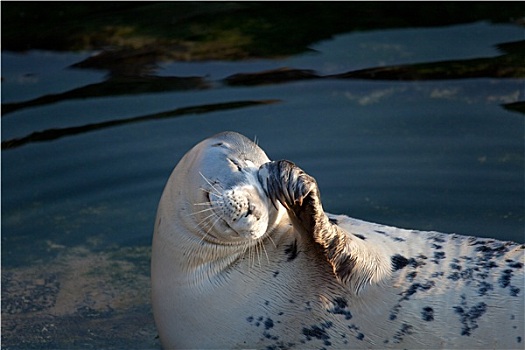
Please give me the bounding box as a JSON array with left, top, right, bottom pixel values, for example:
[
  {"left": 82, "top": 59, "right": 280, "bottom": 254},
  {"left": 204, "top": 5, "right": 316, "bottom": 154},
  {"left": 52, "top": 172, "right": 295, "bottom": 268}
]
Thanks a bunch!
[{"left": 2, "top": 19, "right": 524, "bottom": 349}]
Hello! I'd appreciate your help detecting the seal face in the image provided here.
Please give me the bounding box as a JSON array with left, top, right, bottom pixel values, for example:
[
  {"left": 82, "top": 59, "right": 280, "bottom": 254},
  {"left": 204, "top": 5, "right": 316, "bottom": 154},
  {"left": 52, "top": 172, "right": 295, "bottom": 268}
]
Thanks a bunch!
[
  {"left": 169, "top": 132, "right": 278, "bottom": 245},
  {"left": 152, "top": 131, "right": 524, "bottom": 350},
  {"left": 200, "top": 151, "right": 270, "bottom": 242}
]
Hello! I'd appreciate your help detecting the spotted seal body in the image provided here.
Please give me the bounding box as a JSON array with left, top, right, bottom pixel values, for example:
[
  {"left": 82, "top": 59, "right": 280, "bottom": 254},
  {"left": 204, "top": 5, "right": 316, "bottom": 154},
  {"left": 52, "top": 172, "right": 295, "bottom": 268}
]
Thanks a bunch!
[{"left": 151, "top": 131, "right": 524, "bottom": 349}]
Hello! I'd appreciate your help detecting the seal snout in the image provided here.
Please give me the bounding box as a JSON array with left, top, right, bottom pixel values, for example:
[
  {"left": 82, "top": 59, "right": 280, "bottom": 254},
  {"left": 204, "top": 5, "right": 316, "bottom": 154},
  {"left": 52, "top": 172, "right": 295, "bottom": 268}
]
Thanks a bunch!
[
  {"left": 224, "top": 189, "right": 251, "bottom": 222},
  {"left": 210, "top": 186, "right": 269, "bottom": 239}
]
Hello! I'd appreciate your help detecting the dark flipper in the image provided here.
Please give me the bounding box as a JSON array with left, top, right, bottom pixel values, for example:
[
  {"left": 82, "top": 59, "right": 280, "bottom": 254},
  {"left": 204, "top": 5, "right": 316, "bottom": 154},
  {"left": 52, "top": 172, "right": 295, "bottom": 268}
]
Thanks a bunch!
[{"left": 259, "top": 160, "right": 358, "bottom": 285}]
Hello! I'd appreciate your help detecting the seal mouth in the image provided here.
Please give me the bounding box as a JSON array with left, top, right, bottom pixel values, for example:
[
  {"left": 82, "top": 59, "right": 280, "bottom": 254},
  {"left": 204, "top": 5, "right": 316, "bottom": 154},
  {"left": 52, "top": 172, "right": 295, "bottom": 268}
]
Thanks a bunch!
[
  {"left": 204, "top": 184, "right": 269, "bottom": 242},
  {"left": 205, "top": 191, "right": 244, "bottom": 239}
]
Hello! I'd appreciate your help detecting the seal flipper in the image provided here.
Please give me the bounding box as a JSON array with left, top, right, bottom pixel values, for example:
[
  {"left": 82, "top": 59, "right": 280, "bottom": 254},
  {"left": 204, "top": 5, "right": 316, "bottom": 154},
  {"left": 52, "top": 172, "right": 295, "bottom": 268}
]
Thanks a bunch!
[{"left": 260, "top": 160, "right": 389, "bottom": 294}]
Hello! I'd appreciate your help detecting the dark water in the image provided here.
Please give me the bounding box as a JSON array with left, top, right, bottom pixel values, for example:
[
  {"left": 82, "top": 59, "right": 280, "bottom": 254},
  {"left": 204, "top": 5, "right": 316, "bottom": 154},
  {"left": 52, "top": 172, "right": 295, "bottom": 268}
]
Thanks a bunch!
[{"left": 2, "top": 20, "right": 524, "bottom": 349}]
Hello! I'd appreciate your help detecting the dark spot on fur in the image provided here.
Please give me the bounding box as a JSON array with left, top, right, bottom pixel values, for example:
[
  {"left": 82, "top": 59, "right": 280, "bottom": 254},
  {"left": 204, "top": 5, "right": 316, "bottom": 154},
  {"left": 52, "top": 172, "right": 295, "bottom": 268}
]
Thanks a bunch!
[
  {"left": 431, "top": 244, "right": 442, "bottom": 250},
  {"left": 506, "top": 260, "right": 523, "bottom": 269},
  {"left": 477, "top": 281, "right": 493, "bottom": 296},
  {"left": 408, "top": 256, "right": 427, "bottom": 268},
  {"left": 391, "top": 277, "right": 436, "bottom": 321},
  {"left": 518, "top": 337, "right": 522, "bottom": 343},
  {"left": 453, "top": 295, "right": 487, "bottom": 336},
  {"left": 284, "top": 240, "right": 299, "bottom": 262},
  {"left": 448, "top": 272, "right": 461, "bottom": 281},
  {"left": 264, "top": 318, "right": 274, "bottom": 330},
  {"left": 389, "top": 306, "right": 400, "bottom": 321},
  {"left": 302, "top": 323, "right": 332, "bottom": 346},
  {"left": 475, "top": 242, "right": 511, "bottom": 260},
  {"left": 211, "top": 142, "right": 224, "bottom": 147},
  {"left": 356, "top": 333, "right": 365, "bottom": 340},
  {"left": 273, "top": 271, "right": 280, "bottom": 278},
  {"left": 353, "top": 233, "right": 366, "bottom": 240},
  {"left": 329, "top": 297, "right": 353, "bottom": 320},
  {"left": 510, "top": 286, "right": 520, "bottom": 296},
  {"left": 328, "top": 217, "right": 339, "bottom": 225},
  {"left": 422, "top": 307, "right": 434, "bottom": 321},
  {"left": 304, "top": 301, "right": 312, "bottom": 311},
  {"left": 477, "top": 271, "right": 489, "bottom": 279},
  {"left": 262, "top": 330, "right": 279, "bottom": 341},
  {"left": 391, "top": 254, "right": 409, "bottom": 271},
  {"left": 393, "top": 323, "right": 413, "bottom": 344},
  {"left": 482, "top": 261, "right": 498, "bottom": 269},
  {"left": 375, "top": 230, "right": 405, "bottom": 242},
  {"left": 433, "top": 236, "right": 446, "bottom": 243},
  {"left": 402, "top": 281, "right": 435, "bottom": 300},
  {"left": 333, "top": 297, "right": 347, "bottom": 309},
  {"left": 266, "top": 342, "right": 296, "bottom": 350},
  {"left": 389, "top": 302, "right": 401, "bottom": 321},
  {"left": 499, "top": 269, "right": 513, "bottom": 288},
  {"left": 432, "top": 251, "right": 446, "bottom": 264},
  {"left": 460, "top": 268, "right": 474, "bottom": 280},
  {"left": 407, "top": 271, "right": 417, "bottom": 282},
  {"left": 450, "top": 263, "right": 462, "bottom": 270}
]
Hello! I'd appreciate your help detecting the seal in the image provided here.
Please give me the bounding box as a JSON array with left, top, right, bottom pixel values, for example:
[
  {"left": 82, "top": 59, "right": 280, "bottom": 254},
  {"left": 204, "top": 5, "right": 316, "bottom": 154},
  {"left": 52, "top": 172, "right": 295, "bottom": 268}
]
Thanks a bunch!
[{"left": 151, "top": 131, "right": 524, "bottom": 349}]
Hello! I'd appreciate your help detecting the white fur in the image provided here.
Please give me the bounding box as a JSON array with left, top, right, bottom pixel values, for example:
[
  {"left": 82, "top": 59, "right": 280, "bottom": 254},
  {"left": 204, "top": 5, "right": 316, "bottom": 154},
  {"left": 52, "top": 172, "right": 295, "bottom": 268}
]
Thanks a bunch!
[{"left": 151, "top": 132, "right": 524, "bottom": 349}]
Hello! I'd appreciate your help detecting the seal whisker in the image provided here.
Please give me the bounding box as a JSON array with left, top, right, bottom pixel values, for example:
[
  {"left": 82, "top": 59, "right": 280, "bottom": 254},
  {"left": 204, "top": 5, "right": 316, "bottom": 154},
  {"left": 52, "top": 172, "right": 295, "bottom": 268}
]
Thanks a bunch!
[
  {"left": 199, "top": 186, "right": 222, "bottom": 195},
  {"left": 265, "top": 233, "right": 277, "bottom": 248},
  {"left": 255, "top": 240, "right": 262, "bottom": 268},
  {"left": 196, "top": 212, "right": 219, "bottom": 234},
  {"left": 259, "top": 238, "right": 270, "bottom": 264},
  {"left": 248, "top": 242, "right": 255, "bottom": 269},
  {"left": 198, "top": 215, "right": 222, "bottom": 244},
  {"left": 193, "top": 200, "right": 214, "bottom": 206},
  {"left": 243, "top": 241, "right": 253, "bottom": 269},
  {"left": 251, "top": 241, "right": 260, "bottom": 269},
  {"left": 199, "top": 172, "right": 223, "bottom": 196},
  {"left": 192, "top": 201, "right": 214, "bottom": 207},
  {"left": 199, "top": 187, "right": 223, "bottom": 200},
  {"left": 188, "top": 207, "right": 215, "bottom": 217},
  {"left": 247, "top": 241, "right": 254, "bottom": 268}
]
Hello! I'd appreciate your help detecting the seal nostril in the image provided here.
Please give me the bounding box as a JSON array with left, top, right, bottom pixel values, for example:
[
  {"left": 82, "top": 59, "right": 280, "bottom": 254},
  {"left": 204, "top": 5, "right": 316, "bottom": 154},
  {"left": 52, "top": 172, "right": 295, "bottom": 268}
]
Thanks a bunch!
[{"left": 245, "top": 205, "right": 253, "bottom": 217}]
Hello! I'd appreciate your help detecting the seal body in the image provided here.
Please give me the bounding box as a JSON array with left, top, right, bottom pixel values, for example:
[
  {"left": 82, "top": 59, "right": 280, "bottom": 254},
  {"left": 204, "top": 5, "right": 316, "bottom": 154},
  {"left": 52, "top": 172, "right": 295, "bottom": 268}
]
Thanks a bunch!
[{"left": 152, "top": 131, "right": 524, "bottom": 349}]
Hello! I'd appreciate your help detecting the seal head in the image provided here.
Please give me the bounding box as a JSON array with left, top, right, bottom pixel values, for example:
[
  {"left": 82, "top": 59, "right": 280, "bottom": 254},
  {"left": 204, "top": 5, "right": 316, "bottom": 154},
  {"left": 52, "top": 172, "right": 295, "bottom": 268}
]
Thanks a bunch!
[{"left": 167, "top": 131, "right": 279, "bottom": 245}]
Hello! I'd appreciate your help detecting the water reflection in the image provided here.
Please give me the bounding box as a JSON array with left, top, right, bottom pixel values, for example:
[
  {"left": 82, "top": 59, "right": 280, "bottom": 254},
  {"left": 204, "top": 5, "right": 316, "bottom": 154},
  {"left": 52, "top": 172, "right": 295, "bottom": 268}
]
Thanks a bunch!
[
  {"left": 1, "top": 4, "right": 524, "bottom": 349},
  {"left": 2, "top": 100, "right": 279, "bottom": 149}
]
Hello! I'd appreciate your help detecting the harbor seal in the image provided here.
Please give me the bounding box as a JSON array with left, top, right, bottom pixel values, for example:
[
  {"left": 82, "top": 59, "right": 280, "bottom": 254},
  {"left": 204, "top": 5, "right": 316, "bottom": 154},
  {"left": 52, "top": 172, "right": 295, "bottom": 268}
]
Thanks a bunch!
[{"left": 151, "top": 131, "right": 524, "bottom": 349}]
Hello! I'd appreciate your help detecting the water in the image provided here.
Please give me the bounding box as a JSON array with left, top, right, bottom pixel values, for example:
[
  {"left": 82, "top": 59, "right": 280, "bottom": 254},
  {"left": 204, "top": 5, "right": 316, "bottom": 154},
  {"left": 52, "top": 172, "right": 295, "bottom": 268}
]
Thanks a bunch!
[{"left": 2, "top": 21, "right": 524, "bottom": 349}]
